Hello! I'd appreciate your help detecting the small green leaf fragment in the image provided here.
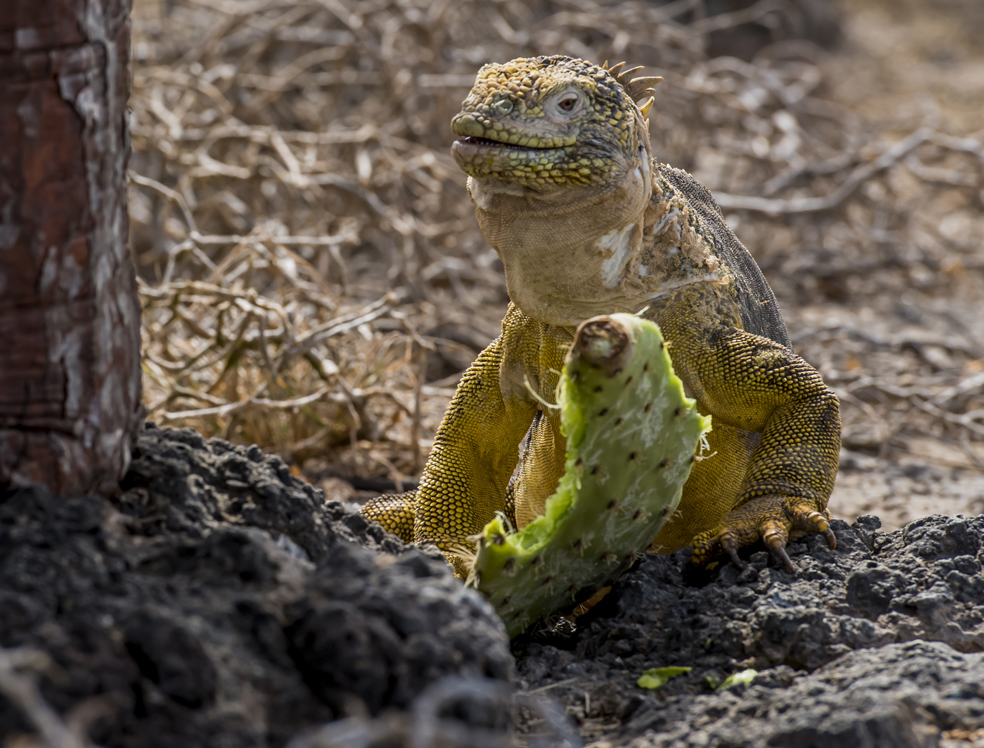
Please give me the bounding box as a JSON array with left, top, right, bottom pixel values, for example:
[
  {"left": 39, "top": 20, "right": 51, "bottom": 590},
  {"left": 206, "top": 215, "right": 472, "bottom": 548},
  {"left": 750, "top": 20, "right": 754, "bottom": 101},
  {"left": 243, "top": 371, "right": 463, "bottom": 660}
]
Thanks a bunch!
[
  {"left": 705, "top": 675, "right": 720, "bottom": 690},
  {"left": 637, "top": 666, "right": 692, "bottom": 690},
  {"left": 719, "top": 669, "right": 758, "bottom": 689}
]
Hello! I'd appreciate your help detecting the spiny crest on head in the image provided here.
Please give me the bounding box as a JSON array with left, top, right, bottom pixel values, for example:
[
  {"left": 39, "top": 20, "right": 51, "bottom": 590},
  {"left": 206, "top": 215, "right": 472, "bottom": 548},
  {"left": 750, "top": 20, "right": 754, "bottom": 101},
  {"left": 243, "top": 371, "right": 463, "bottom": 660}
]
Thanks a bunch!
[{"left": 602, "top": 60, "right": 662, "bottom": 117}]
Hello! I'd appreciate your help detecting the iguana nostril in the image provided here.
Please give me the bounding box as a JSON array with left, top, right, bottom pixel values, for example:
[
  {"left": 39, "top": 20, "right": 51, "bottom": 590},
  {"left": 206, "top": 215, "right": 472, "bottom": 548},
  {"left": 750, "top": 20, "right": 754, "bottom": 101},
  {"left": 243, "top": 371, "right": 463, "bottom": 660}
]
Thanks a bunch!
[{"left": 494, "top": 99, "right": 514, "bottom": 115}]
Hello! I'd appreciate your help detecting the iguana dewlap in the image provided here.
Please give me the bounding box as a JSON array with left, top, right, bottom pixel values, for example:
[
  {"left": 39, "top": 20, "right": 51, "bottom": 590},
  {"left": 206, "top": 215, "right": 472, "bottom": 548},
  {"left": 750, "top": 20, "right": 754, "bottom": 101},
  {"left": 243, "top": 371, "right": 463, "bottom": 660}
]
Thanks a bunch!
[{"left": 361, "top": 56, "right": 841, "bottom": 575}]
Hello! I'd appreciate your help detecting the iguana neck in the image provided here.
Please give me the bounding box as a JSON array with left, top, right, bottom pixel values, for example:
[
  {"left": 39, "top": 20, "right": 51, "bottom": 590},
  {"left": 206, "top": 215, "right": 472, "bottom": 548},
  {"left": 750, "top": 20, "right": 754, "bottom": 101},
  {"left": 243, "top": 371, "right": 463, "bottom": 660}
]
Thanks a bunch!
[{"left": 468, "top": 150, "right": 655, "bottom": 327}]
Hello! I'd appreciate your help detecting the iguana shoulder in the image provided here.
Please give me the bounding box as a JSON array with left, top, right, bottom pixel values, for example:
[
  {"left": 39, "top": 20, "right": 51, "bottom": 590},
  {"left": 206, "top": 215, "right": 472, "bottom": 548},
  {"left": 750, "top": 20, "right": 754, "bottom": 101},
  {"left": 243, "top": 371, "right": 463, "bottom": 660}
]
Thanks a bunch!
[{"left": 653, "top": 164, "right": 791, "bottom": 349}]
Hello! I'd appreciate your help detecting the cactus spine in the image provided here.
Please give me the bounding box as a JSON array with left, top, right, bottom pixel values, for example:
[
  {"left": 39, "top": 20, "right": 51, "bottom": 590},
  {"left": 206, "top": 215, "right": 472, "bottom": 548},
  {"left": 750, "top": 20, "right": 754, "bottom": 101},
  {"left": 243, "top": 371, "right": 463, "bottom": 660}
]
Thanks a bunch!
[{"left": 470, "top": 313, "right": 710, "bottom": 637}]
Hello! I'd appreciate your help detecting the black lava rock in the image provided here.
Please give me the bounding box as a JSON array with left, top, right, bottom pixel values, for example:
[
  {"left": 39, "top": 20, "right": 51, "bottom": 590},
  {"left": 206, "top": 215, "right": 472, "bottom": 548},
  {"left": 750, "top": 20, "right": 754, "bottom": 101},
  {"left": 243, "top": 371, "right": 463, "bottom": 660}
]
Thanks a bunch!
[{"left": 0, "top": 424, "right": 512, "bottom": 748}]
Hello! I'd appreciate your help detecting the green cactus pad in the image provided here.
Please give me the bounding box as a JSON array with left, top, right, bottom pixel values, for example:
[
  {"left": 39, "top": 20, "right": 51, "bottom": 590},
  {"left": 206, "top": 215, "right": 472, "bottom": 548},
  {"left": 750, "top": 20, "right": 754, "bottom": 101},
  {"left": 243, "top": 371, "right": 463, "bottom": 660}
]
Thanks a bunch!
[{"left": 470, "top": 313, "right": 710, "bottom": 637}]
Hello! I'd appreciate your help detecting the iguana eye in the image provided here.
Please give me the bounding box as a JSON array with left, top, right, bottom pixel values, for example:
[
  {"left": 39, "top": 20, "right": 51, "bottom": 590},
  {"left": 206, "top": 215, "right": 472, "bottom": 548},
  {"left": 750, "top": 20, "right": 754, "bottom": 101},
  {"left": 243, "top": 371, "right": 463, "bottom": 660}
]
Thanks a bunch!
[
  {"left": 557, "top": 96, "right": 578, "bottom": 112},
  {"left": 550, "top": 90, "right": 582, "bottom": 116}
]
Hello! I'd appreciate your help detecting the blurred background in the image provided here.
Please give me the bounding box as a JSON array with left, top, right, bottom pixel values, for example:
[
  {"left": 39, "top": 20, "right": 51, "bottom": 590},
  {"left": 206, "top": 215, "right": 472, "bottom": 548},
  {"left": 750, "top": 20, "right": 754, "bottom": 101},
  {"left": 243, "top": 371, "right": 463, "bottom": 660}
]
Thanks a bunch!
[{"left": 127, "top": 0, "right": 984, "bottom": 529}]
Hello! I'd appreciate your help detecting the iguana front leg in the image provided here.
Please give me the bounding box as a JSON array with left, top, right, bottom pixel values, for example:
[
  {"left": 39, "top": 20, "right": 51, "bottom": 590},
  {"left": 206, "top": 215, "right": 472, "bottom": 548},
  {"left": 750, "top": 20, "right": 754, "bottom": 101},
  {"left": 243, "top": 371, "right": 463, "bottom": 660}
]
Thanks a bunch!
[
  {"left": 417, "top": 341, "right": 538, "bottom": 575},
  {"left": 652, "top": 289, "right": 841, "bottom": 572},
  {"left": 361, "top": 310, "right": 538, "bottom": 575}
]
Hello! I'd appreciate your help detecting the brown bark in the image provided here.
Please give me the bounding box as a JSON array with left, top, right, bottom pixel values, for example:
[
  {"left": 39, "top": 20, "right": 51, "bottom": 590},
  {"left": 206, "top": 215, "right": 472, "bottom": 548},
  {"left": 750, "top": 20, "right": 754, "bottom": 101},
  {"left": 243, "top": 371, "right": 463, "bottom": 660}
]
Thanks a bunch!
[{"left": 0, "top": 0, "right": 143, "bottom": 494}]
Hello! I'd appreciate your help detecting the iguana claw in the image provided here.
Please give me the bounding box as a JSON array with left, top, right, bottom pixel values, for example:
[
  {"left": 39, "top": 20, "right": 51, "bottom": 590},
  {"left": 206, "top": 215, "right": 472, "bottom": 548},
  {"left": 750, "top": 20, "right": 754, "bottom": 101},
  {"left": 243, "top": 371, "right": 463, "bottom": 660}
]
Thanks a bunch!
[{"left": 691, "top": 495, "right": 836, "bottom": 573}]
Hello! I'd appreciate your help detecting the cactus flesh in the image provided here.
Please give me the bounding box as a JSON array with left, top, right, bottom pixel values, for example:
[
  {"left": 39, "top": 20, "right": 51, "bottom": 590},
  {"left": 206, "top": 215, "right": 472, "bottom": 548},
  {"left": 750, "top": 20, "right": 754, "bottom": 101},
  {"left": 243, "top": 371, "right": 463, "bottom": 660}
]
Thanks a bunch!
[{"left": 470, "top": 313, "right": 710, "bottom": 637}]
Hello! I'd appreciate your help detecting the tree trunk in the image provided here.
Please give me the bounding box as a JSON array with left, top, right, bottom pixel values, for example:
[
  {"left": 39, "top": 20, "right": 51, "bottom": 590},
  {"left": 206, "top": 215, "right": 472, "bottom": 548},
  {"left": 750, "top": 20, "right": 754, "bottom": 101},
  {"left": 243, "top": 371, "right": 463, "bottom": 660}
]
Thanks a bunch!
[{"left": 0, "top": 0, "right": 143, "bottom": 494}]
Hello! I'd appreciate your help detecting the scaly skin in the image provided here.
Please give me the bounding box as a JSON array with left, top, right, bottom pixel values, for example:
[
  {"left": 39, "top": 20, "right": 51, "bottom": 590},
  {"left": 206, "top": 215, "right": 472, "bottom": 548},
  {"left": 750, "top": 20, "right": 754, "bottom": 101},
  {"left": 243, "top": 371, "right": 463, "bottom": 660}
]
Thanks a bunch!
[{"left": 361, "top": 55, "right": 841, "bottom": 575}]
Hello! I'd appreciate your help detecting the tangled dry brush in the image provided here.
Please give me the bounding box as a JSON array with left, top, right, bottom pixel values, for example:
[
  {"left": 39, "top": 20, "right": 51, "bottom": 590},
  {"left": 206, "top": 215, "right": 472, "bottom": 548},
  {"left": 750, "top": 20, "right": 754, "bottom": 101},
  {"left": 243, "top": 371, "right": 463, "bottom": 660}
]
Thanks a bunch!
[{"left": 129, "top": 0, "right": 984, "bottom": 491}]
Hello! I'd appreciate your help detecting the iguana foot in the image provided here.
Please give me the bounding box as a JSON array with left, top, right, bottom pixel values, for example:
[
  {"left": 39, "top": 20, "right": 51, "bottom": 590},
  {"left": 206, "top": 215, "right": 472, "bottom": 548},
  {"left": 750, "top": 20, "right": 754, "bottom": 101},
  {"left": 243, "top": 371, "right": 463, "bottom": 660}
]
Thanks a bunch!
[
  {"left": 690, "top": 495, "right": 836, "bottom": 573},
  {"left": 359, "top": 491, "right": 417, "bottom": 543}
]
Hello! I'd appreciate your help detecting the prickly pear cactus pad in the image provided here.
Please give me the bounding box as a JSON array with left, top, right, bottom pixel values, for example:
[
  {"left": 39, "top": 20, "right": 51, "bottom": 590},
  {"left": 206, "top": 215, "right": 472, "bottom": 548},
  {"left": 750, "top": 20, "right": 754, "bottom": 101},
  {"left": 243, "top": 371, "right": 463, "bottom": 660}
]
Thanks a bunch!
[{"left": 471, "top": 313, "right": 710, "bottom": 637}]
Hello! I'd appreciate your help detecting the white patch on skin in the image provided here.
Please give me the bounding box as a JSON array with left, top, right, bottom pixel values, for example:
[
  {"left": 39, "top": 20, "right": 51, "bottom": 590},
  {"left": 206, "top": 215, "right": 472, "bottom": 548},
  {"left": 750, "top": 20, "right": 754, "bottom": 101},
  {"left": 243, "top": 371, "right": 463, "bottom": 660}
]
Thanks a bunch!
[
  {"left": 15, "top": 27, "right": 42, "bottom": 50},
  {"left": 16, "top": 99, "right": 39, "bottom": 138},
  {"left": 0, "top": 224, "right": 18, "bottom": 249},
  {"left": 467, "top": 177, "right": 492, "bottom": 210},
  {"left": 467, "top": 176, "right": 524, "bottom": 211},
  {"left": 646, "top": 273, "right": 727, "bottom": 300},
  {"left": 652, "top": 207, "right": 679, "bottom": 238},
  {"left": 599, "top": 223, "right": 636, "bottom": 289}
]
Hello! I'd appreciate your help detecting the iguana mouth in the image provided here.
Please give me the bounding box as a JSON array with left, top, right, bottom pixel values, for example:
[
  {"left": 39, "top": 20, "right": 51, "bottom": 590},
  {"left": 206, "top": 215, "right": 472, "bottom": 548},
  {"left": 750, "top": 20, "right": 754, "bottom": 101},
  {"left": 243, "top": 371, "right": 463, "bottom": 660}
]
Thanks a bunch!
[
  {"left": 456, "top": 135, "right": 561, "bottom": 151},
  {"left": 450, "top": 114, "right": 582, "bottom": 185}
]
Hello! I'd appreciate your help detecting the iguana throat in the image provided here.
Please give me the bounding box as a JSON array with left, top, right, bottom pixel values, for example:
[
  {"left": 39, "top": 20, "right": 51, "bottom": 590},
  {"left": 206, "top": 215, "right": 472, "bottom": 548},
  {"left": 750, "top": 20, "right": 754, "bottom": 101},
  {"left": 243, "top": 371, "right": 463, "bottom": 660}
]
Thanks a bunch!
[{"left": 466, "top": 158, "right": 654, "bottom": 326}]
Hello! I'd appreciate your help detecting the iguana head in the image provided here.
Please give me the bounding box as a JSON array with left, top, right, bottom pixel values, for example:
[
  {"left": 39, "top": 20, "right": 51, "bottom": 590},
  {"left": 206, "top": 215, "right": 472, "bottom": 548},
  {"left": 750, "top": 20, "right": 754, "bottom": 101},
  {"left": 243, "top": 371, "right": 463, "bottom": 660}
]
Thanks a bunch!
[
  {"left": 451, "top": 56, "right": 670, "bottom": 326},
  {"left": 451, "top": 56, "right": 660, "bottom": 190}
]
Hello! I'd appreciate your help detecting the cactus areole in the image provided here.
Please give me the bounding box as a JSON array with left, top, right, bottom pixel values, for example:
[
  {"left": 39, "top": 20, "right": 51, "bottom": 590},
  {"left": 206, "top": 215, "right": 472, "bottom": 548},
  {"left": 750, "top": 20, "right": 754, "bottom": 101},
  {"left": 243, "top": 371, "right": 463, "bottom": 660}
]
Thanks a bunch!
[{"left": 470, "top": 313, "right": 710, "bottom": 636}]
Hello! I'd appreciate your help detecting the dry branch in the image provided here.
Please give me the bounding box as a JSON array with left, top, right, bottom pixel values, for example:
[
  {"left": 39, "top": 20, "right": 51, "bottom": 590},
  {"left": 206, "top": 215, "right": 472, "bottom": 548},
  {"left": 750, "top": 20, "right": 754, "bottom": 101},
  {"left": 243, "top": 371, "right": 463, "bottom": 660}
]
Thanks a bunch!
[{"left": 0, "top": 647, "right": 119, "bottom": 748}]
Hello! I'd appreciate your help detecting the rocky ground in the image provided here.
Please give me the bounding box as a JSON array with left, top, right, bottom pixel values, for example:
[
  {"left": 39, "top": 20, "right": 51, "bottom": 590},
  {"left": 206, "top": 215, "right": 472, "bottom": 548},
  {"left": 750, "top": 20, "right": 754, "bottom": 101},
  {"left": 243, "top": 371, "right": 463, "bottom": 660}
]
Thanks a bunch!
[
  {"left": 0, "top": 425, "right": 512, "bottom": 748},
  {"left": 2, "top": 425, "right": 983, "bottom": 748},
  {"left": 515, "top": 516, "right": 984, "bottom": 747}
]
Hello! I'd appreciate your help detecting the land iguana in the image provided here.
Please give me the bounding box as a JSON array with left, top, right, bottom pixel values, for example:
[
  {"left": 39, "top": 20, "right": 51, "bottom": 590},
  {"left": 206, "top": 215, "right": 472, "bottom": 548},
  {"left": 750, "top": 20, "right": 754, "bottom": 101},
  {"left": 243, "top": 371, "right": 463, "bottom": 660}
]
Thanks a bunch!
[{"left": 361, "top": 56, "right": 841, "bottom": 576}]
